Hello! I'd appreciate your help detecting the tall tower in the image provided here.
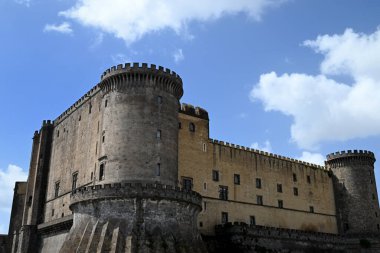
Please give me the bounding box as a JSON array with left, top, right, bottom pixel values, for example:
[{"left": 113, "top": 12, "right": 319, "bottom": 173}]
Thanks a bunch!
[
  {"left": 60, "top": 63, "right": 206, "bottom": 253},
  {"left": 326, "top": 150, "right": 380, "bottom": 235}
]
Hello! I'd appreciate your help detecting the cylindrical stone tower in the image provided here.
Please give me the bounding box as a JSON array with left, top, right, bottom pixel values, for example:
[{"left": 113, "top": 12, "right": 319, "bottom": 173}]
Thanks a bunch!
[
  {"left": 60, "top": 63, "right": 206, "bottom": 253},
  {"left": 326, "top": 150, "right": 380, "bottom": 235}
]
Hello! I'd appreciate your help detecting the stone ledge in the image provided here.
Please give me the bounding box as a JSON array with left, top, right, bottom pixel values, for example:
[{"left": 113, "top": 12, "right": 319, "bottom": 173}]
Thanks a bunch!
[{"left": 37, "top": 215, "right": 73, "bottom": 235}]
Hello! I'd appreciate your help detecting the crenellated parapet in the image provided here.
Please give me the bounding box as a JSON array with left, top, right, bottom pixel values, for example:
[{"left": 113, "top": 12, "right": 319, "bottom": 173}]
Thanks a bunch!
[
  {"left": 209, "top": 138, "right": 327, "bottom": 171},
  {"left": 180, "top": 103, "right": 209, "bottom": 120},
  {"left": 326, "top": 150, "right": 375, "bottom": 168},
  {"left": 99, "top": 62, "right": 183, "bottom": 99},
  {"left": 70, "top": 182, "right": 202, "bottom": 208}
]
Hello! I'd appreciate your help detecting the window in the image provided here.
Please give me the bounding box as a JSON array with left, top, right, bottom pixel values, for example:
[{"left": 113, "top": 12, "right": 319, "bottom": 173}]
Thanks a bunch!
[
  {"left": 293, "top": 173, "right": 297, "bottom": 182},
  {"left": 89, "top": 103, "right": 92, "bottom": 114},
  {"left": 277, "top": 183, "right": 282, "bottom": 193},
  {"left": 178, "top": 122, "right": 182, "bottom": 129},
  {"left": 377, "top": 224, "right": 380, "bottom": 230},
  {"left": 309, "top": 206, "right": 314, "bottom": 213},
  {"left": 221, "top": 212, "right": 228, "bottom": 224},
  {"left": 52, "top": 209, "right": 54, "bottom": 217},
  {"left": 72, "top": 172, "right": 78, "bottom": 191},
  {"left": 105, "top": 100, "right": 108, "bottom": 107},
  {"left": 78, "top": 115, "right": 81, "bottom": 121},
  {"left": 250, "top": 216, "right": 256, "bottom": 226},
  {"left": 376, "top": 212, "right": 378, "bottom": 218},
  {"left": 99, "top": 164, "right": 105, "bottom": 181},
  {"left": 256, "top": 178, "right": 262, "bottom": 189},
  {"left": 189, "top": 122, "right": 195, "bottom": 132},
  {"left": 373, "top": 193, "right": 376, "bottom": 200},
  {"left": 278, "top": 200, "right": 283, "bottom": 208},
  {"left": 182, "top": 177, "right": 193, "bottom": 191},
  {"left": 102, "top": 135, "right": 105, "bottom": 143},
  {"left": 343, "top": 223, "right": 349, "bottom": 232},
  {"left": 157, "top": 96, "right": 163, "bottom": 104},
  {"left": 156, "top": 163, "right": 161, "bottom": 176},
  {"left": 90, "top": 172, "right": 93, "bottom": 180},
  {"left": 202, "top": 143, "right": 207, "bottom": 152},
  {"left": 293, "top": 187, "right": 298, "bottom": 196},
  {"left": 212, "top": 170, "right": 219, "bottom": 181},
  {"left": 307, "top": 175, "right": 311, "bottom": 184},
  {"left": 256, "top": 195, "right": 263, "bottom": 205},
  {"left": 203, "top": 182, "right": 207, "bottom": 190},
  {"left": 219, "top": 186, "right": 228, "bottom": 200},
  {"left": 234, "top": 174, "right": 240, "bottom": 185},
  {"left": 199, "top": 222, "right": 203, "bottom": 227},
  {"left": 54, "top": 181, "right": 60, "bottom": 198},
  {"left": 156, "top": 130, "right": 161, "bottom": 139},
  {"left": 57, "top": 130, "right": 59, "bottom": 138},
  {"left": 203, "top": 201, "right": 207, "bottom": 211}
]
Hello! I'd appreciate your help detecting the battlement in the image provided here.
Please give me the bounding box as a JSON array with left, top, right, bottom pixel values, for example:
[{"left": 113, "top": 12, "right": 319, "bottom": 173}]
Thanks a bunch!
[
  {"left": 99, "top": 62, "right": 183, "bottom": 99},
  {"left": 70, "top": 182, "right": 202, "bottom": 208},
  {"left": 180, "top": 103, "right": 209, "bottom": 120},
  {"left": 209, "top": 138, "right": 327, "bottom": 171},
  {"left": 326, "top": 150, "right": 375, "bottom": 161}
]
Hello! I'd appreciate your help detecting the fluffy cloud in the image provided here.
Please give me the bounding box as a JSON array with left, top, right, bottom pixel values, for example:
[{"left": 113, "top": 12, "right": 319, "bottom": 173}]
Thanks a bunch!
[
  {"left": 0, "top": 165, "right": 27, "bottom": 233},
  {"left": 43, "top": 22, "right": 73, "bottom": 34},
  {"left": 173, "top": 49, "right": 184, "bottom": 63},
  {"left": 297, "top": 151, "right": 325, "bottom": 166},
  {"left": 14, "top": 0, "right": 31, "bottom": 7},
  {"left": 251, "top": 28, "right": 380, "bottom": 149},
  {"left": 59, "top": 0, "right": 285, "bottom": 44},
  {"left": 251, "top": 140, "right": 272, "bottom": 152}
]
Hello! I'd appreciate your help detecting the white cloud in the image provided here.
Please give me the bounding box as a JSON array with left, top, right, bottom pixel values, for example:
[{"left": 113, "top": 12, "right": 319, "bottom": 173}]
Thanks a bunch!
[
  {"left": 14, "top": 0, "right": 31, "bottom": 7},
  {"left": 59, "top": 0, "right": 285, "bottom": 45},
  {"left": 0, "top": 165, "right": 27, "bottom": 213},
  {"left": 43, "top": 22, "right": 73, "bottom": 34},
  {"left": 251, "top": 28, "right": 380, "bottom": 149},
  {"left": 173, "top": 49, "right": 184, "bottom": 63},
  {"left": 250, "top": 140, "right": 272, "bottom": 152},
  {"left": 297, "top": 151, "right": 325, "bottom": 166},
  {"left": 111, "top": 53, "right": 131, "bottom": 64}
]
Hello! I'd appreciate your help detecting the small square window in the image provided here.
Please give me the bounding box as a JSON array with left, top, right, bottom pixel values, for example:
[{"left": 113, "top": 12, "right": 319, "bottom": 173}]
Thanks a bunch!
[
  {"left": 256, "top": 178, "right": 262, "bottom": 189},
  {"left": 250, "top": 216, "right": 256, "bottom": 226},
  {"left": 278, "top": 200, "right": 283, "bottom": 208},
  {"left": 277, "top": 183, "right": 282, "bottom": 193},
  {"left": 256, "top": 195, "right": 263, "bottom": 205},
  {"left": 222, "top": 212, "right": 228, "bottom": 224},
  {"left": 309, "top": 206, "right": 314, "bottom": 213},
  {"left": 219, "top": 186, "right": 228, "bottom": 200},
  {"left": 212, "top": 170, "right": 219, "bottom": 181},
  {"left": 293, "top": 173, "right": 297, "bottom": 182},
  {"left": 293, "top": 187, "right": 298, "bottom": 196},
  {"left": 307, "top": 175, "right": 311, "bottom": 184},
  {"left": 234, "top": 174, "right": 240, "bottom": 185}
]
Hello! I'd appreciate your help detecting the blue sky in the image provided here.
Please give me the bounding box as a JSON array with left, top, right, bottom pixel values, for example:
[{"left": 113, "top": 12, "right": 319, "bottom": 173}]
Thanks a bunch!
[{"left": 1, "top": 0, "right": 380, "bottom": 233}]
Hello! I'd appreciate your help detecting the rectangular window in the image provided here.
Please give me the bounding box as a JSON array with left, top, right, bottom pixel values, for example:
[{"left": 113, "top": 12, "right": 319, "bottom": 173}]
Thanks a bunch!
[
  {"left": 221, "top": 212, "right": 228, "bottom": 224},
  {"left": 189, "top": 122, "right": 195, "bottom": 132},
  {"left": 256, "top": 178, "right": 262, "bottom": 189},
  {"left": 51, "top": 209, "right": 54, "bottom": 217},
  {"left": 72, "top": 172, "right": 78, "bottom": 191},
  {"left": 307, "top": 175, "right": 311, "bottom": 184},
  {"left": 54, "top": 181, "right": 60, "bottom": 198},
  {"left": 293, "top": 187, "right": 298, "bottom": 196},
  {"left": 199, "top": 222, "right": 203, "bottom": 227},
  {"left": 373, "top": 193, "right": 376, "bottom": 200},
  {"left": 203, "top": 201, "right": 207, "bottom": 211},
  {"left": 178, "top": 122, "right": 182, "bottom": 129},
  {"left": 309, "top": 206, "right": 314, "bottom": 213},
  {"left": 343, "top": 223, "right": 349, "bottom": 232},
  {"left": 157, "top": 96, "right": 163, "bottom": 104},
  {"left": 256, "top": 195, "right": 263, "bottom": 205},
  {"left": 219, "top": 186, "right": 228, "bottom": 200},
  {"left": 277, "top": 183, "right": 282, "bottom": 193},
  {"left": 156, "top": 130, "right": 161, "bottom": 139},
  {"left": 89, "top": 103, "right": 92, "bottom": 114},
  {"left": 182, "top": 177, "right": 193, "bottom": 191},
  {"left": 250, "top": 216, "right": 256, "bottom": 226},
  {"left": 102, "top": 135, "right": 105, "bottom": 143},
  {"left": 212, "top": 170, "right": 219, "bottom": 181},
  {"left": 203, "top": 182, "right": 207, "bottom": 190},
  {"left": 278, "top": 200, "right": 283, "bottom": 208},
  {"left": 234, "top": 174, "right": 240, "bottom": 185},
  {"left": 293, "top": 173, "right": 297, "bottom": 182},
  {"left": 105, "top": 100, "right": 108, "bottom": 107},
  {"left": 99, "top": 164, "right": 105, "bottom": 181},
  {"left": 157, "top": 163, "right": 161, "bottom": 176},
  {"left": 202, "top": 143, "right": 207, "bottom": 152}
]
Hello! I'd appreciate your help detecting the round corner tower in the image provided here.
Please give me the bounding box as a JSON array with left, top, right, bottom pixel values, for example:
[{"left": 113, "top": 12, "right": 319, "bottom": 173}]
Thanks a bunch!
[
  {"left": 60, "top": 63, "right": 207, "bottom": 253},
  {"left": 326, "top": 150, "right": 380, "bottom": 235}
]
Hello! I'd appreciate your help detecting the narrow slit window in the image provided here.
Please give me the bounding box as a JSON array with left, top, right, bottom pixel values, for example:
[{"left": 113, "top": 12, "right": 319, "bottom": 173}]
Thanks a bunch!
[
  {"left": 293, "top": 187, "right": 298, "bottom": 196},
  {"left": 250, "top": 216, "right": 256, "bottom": 226},
  {"left": 157, "top": 163, "right": 161, "bottom": 176},
  {"left": 99, "top": 164, "right": 105, "bottom": 181},
  {"left": 293, "top": 173, "right": 297, "bottom": 182},
  {"left": 189, "top": 122, "right": 195, "bottom": 132},
  {"left": 307, "top": 175, "right": 311, "bottom": 184},
  {"left": 256, "top": 178, "right": 262, "bottom": 189},
  {"left": 89, "top": 103, "right": 92, "bottom": 114},
  {"left": 72, "top": 172, "right": 78, "bottom": 191},
  {"left": 221, "top": 212, "right": 228, "bottom": 224},
  {"left": 277, "top": 183, "right": 282, "bottom": 193},
  {"left": 156, "top": 130, "right": 161, "bottom": 139},
  {"left": 234, "top": 174, "right": 240, "bottom": 185},
  {"left": 157, "top": 96, "right": 163, "bottom": 104},
  {"left": 105, "top": 100, "right": 108, "bottom": 107},
  {"left": 54, "top": 181, "right": 60, "bottom": 198}
]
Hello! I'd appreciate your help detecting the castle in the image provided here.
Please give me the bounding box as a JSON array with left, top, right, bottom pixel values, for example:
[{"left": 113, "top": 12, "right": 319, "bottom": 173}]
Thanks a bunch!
[{"left": 2, "top": 63, "right": 380, "bottom": 252}]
